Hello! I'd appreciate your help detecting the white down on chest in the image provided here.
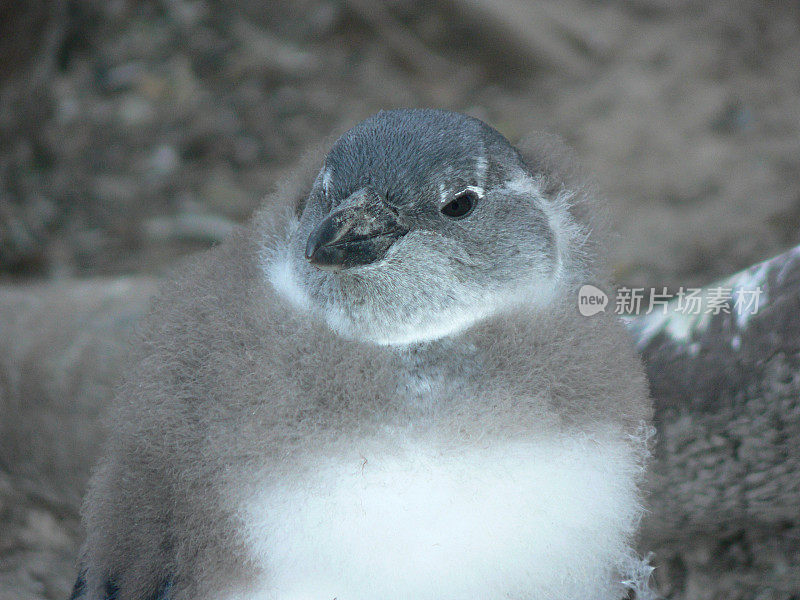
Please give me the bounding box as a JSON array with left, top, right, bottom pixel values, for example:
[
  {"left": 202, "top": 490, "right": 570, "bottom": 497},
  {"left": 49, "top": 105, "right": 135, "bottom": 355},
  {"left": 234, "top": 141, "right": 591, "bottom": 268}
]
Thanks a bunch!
[{"left": 227, "top": 431, "right": 645, "bottom": 600}]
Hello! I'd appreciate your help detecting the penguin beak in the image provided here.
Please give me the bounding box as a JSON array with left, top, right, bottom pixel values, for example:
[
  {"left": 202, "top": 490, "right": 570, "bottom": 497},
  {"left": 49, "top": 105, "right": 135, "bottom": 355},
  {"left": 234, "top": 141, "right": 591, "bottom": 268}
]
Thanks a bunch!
[{"left": 305, "top": 187, "right": 408, "bottom": 271}]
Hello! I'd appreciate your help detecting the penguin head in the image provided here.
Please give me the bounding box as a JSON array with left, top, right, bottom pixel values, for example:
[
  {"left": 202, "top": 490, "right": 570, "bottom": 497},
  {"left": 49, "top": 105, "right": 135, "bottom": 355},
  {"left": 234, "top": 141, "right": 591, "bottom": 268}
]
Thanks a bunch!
[{"left": 274, "top": 109, "right": 588, "bottom": 345}]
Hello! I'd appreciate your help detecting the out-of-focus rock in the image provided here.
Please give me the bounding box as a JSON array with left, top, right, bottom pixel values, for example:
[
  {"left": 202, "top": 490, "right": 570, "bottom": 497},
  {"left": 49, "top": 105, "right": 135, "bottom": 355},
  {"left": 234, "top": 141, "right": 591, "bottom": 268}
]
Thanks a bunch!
[{"left": 0, "top": 277, "right": 158, "bottom": 600}]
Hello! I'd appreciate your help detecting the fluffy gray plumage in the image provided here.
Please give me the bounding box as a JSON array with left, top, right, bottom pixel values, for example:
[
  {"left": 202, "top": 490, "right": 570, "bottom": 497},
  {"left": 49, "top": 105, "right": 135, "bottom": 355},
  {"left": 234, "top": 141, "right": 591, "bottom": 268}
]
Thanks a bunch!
[{"left": 76, "top": 109, "right": 653, "bottom": 600}]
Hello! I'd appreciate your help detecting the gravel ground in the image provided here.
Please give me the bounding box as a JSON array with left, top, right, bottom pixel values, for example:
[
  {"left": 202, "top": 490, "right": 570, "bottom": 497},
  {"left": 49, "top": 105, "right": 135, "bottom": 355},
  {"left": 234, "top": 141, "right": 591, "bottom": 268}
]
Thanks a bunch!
[
  {"left": 1, "top": 0, "right": 799, "bottom": 598},
  {"left": 2, "top": 0, "right": 799, "bottom": 288}
]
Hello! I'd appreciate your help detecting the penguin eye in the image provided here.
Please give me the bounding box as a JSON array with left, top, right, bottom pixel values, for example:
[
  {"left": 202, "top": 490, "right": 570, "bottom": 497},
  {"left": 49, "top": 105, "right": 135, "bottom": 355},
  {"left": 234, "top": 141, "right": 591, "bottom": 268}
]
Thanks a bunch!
[{"left": 441, "top": 189, "right": 478, "bottom": 219}]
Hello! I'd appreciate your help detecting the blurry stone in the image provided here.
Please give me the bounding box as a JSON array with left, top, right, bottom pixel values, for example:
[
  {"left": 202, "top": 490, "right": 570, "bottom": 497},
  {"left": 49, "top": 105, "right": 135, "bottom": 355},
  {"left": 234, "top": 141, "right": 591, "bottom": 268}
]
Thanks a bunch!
[
  {"left": 211, "top": 106, "right": 242, "bottom": 136},
  {"left": 230, "top": 17, "right": 320, "bottom": 77},
  {"left": 92, "top": 176, "right": 138, "bottom": 208},
  {"left": 138, "top": 72, "right": 168, "bottom": 101},
  {"left": 98, "top": 61, "right": 146, "bottom": 92},
  {"left": 147, "top": 144, "right": 180, "bottom": 177},
  {"left": 0, "top": 277, "right": 160, "bottom": 498},
  {"left": 0, "top": 277, "right": 159, "bottom": 598},
  {"left": 0, "top": 0, "right": 53, "bottom": 78},
  {"left": 72, "top": 229, "right": 111, "bottom": 260},
  {"left": 711, "top": 99, "right": 754, "bottom": 134},
  {"left": 0, "top": 196, "right": 58, "bottom": 274},
  {"left": 163, "top": 56, "right": 201, "bottom": 107},
  {"left": 233, "top": 135, "right": 261, "bottom": 166},
  {"left": 272, "top": 86, "right": 307, "bottom": 117},
  {"left": 19, "top": 510, "right": 72, "bottom": 551},
  {"left": 118, "top": 95, "right": 155, "bottom": 126},
  {"left": 200, "top": 169, "right": 258, "bottom": 219},
  {"left": 143, "top": 212, "right": 237, "bottom": 243},
  {"left": 301, "top": 0, "right": 341, "bottom": 39},
  {"left": 55, "top": 91, "right": 80, "bottom": 125},
  {"left": 164, "top": 0, "right": 208, "bottom": 28}
]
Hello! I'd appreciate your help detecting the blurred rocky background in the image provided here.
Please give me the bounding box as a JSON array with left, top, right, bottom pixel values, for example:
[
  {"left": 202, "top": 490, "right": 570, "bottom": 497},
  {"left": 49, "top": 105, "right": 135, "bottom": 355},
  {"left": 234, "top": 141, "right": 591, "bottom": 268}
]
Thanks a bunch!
[{"left": 1, "top": 0, "right": 799, "bottom": 598}]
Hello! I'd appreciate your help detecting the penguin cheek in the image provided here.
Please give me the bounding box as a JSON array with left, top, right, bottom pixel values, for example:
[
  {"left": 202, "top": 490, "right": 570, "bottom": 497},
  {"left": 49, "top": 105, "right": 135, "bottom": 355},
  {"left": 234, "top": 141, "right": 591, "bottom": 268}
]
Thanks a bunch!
[
  {"left": 494, "top": 203, "right": 558, "bottom": 267},
  {"left": 393, "top": 231, "right": 459, "bottom": 269}
]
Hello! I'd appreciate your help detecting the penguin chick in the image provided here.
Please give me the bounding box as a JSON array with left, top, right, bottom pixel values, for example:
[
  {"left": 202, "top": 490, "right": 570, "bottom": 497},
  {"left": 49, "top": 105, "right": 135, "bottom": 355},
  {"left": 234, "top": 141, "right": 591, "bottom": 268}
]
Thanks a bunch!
[{"left": 72, "top": 109, "right": 654, "bottom": 600}]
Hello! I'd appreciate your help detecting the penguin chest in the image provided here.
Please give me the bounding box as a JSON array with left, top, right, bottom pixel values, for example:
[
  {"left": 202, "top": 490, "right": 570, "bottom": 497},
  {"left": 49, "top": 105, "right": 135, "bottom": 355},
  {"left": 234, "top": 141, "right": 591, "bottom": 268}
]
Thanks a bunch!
[{"left": 233, "top": 435, "right": 643, "bottom": 600}]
